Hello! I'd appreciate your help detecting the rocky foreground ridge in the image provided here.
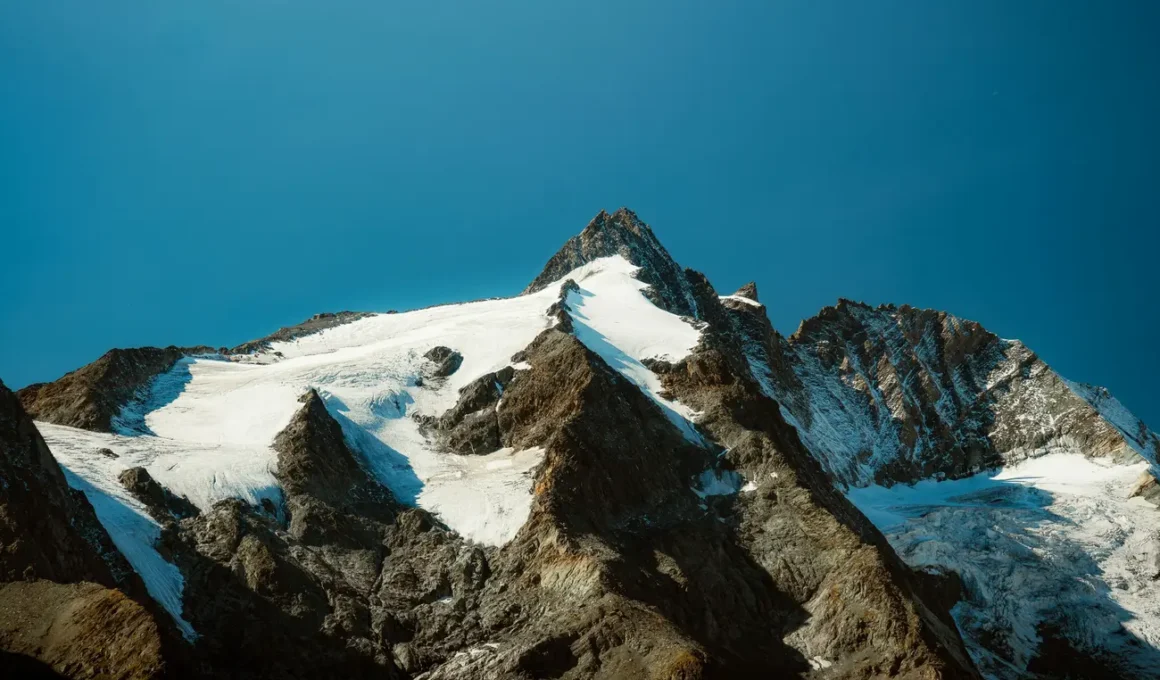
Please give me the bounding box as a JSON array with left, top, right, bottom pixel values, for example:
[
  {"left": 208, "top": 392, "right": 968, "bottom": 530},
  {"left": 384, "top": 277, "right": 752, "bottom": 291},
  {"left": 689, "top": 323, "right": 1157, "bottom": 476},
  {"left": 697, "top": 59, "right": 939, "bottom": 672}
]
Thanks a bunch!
[{"left": 2, "top": 208, "right": 1158, "bottom": 679}]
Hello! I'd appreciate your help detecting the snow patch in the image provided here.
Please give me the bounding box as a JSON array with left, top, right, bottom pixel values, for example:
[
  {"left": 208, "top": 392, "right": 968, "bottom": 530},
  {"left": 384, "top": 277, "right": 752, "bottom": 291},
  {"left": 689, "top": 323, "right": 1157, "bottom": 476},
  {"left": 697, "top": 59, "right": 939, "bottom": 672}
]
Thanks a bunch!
[
  {"left": 719, "top": 294, "right": 763, "bottom": 308},
  {"left": 693, "top": 468, "right": 742, "bottom": 498},
  {"left": 562, "top": 257, "right": 705, "bottom": 443}
]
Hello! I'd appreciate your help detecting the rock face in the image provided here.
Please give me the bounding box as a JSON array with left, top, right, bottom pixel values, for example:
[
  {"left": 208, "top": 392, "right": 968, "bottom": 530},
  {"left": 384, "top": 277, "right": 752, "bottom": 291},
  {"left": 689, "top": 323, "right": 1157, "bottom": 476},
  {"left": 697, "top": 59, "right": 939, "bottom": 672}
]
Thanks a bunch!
[
  {"left": 0, "top": 580, "right": 167, "bottom": 680},
  {"left": 0, "top": 380, "right": 134, "bottom": 588},
  {"left": 739, "top": 299, "right": 1158, "bottom": 488},
  {"left": 17, "top": 347, "right": 191, "bottom": 432},
  {"left": 417, "top": 367, "right": 517, "bottom": 455},
  {"left": 644, "top": 279, "right": 976, "bottom": 679},
  {"left": 0, "top": 380, "right": 173, "bottom": 677},
  {"left": 524, "top": 207, "right": 702, "bottom": 318},
  {"left": 721, "top": 295, "right": 1160, "bottom": 677},
  {"left": 732, "top": 281, "right": 759, "bottom": 301},
  {"left": 118, "top": 467, "right": 199, "bottom": 524}
]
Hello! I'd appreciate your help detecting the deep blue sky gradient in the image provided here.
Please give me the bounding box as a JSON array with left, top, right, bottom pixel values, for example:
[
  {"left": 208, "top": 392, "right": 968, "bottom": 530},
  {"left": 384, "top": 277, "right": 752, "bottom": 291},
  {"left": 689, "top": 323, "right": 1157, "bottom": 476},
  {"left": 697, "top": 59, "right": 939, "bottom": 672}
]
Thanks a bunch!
[{"left": 2, "top": 2, "right": 1158, "bottom": 425}]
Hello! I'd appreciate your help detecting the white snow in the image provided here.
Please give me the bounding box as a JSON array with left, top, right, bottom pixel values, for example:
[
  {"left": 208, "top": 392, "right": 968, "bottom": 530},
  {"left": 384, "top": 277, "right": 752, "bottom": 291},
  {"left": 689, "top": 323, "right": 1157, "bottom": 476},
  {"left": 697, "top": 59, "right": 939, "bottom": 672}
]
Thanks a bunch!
[
  {"left": 37, "top": 254, "right": 706, "bottom": 621},
  {"left": 1065, "top": 378, "right": 1160, "bottom": 473},
  {"left": 563, "top": 257, "right": 704, "bottom": 442},
  {"left": 719, "top": 294, "right": 763, "bottom": 308},
  {"left": 848, "top": 453, "right": 1160, "bottom": 678}
]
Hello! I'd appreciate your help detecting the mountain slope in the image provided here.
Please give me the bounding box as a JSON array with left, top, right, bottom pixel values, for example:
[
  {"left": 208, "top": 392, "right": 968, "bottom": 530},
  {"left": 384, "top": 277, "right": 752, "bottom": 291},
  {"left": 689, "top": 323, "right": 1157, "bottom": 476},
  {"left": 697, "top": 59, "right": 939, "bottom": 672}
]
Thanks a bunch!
[
  {"left": 0, "top": 380, "right": 176, "bottom": 677},
  {"left": 5, "top": 209, "right": 1157, "bottom": 678},
  {"left": 727, "top": 295, "right": 1160, "bottom": 677}
]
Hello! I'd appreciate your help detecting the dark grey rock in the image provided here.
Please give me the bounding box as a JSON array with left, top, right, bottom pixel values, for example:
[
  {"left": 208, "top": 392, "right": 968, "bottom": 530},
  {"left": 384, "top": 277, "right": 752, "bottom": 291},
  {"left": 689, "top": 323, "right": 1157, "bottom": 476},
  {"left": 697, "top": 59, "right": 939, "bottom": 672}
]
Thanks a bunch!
[
  {"left": 117, "top": 466, "right": 199, "bottom": 523},
  {"left": 423, "top": 346, "right": 463, "bottom": 378}
]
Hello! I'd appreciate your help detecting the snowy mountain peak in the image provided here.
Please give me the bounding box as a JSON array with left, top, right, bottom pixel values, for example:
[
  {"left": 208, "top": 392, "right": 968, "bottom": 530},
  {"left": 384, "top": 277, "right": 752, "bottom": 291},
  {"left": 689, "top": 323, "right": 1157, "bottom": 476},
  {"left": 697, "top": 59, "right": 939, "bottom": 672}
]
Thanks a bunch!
[
  {"left": 523, "top": 208, "right": 702, "bottom": 318},
  {"left": 7, "top": 209, "right": 1160, "bottom": 679}
]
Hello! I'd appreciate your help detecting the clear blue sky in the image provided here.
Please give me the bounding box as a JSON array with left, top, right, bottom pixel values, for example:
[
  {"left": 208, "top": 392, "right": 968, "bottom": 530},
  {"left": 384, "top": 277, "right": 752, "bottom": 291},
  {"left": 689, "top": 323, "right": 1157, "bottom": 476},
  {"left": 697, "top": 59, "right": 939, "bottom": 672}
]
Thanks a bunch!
[{"left": 2, "top": 2, "right": 1158, "bottom": 425}]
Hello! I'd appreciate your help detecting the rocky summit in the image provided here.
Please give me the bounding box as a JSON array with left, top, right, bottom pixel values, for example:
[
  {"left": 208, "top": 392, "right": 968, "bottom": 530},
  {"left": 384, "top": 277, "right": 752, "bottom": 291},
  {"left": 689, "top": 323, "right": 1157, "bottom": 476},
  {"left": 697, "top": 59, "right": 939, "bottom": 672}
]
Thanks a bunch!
[{"left": 2, "top": 210, "right": 1158, "bottom": 679}]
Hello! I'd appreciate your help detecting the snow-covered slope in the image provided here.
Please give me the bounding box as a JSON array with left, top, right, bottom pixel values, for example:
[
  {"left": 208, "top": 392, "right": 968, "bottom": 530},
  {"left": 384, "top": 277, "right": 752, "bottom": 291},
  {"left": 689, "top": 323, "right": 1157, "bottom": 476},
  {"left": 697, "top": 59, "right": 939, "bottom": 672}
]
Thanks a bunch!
[
  {"left": 849, "top": 454, "right": 1160, "bottom": 679},
  {"left": 37, "top": 254, "right": 703, "bottom": 633}
]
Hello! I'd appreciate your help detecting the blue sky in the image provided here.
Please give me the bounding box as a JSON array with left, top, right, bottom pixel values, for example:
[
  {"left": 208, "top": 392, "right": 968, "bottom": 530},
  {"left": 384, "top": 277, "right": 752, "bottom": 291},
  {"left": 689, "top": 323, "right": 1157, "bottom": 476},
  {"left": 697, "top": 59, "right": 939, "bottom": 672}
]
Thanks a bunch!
[{"left": 1, "top": 2, "right": 1157, "bottom": 425}]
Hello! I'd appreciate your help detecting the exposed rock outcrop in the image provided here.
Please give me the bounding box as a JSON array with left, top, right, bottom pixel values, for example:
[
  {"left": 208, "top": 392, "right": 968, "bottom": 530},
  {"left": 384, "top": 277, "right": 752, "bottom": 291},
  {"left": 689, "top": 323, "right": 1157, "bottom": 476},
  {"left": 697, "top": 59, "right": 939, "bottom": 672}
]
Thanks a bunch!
[
  {"left": 417, "top": 366, "right": 518, "bottom": 455},
  {"left": 17, "top": 347, "right": 193, "bottom": 432},
  {"left": 732, "top": 281, "right": 759, "bottom": 301},
  {"left": 272, "top": 389, "right": 397, "bottom": 542},
  {"left": 423, "top": 346, "right": 463, "bottom": 379},
  {"left": 118, "top": 467, "right": 199, "bottom": 524},
  {"left": 647, "top": 280, "right": 979, "bottom": 678},
  {"left": 740, "top": 299, "right": 1158, "bottom": 488},
  {"left": 0, "top": 379, "right": 136, "bottom": 588}
]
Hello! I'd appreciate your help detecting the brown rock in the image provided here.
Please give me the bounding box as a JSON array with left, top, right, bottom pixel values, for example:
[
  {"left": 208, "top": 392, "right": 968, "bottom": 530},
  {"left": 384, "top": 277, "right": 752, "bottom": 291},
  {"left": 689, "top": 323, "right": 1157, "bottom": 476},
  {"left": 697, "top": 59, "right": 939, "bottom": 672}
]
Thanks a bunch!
[
  {"left": 0, "top": 580, "right": 166, "bottom": 680},
  {"left": 17, "top": 347, "right": 188, "bottom": 432}
]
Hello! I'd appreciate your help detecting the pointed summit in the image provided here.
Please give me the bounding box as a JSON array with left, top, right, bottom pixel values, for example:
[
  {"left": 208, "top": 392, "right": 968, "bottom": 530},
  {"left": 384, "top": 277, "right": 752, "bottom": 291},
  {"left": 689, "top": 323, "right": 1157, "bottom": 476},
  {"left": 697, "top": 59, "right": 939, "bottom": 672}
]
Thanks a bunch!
[
  {"left": 732, "top": 282, "right": 759, "bottom": 301},
  {"left": 524, "top": 208, "right": 701, "bottom": 317}
]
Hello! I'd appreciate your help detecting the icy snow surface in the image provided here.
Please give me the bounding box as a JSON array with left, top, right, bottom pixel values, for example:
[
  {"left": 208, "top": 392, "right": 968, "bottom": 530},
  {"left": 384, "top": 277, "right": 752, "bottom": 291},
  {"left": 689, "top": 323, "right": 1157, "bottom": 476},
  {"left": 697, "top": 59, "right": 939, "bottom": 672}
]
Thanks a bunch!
[
  {"left": 849, "top": 453, "right": 1160, "bottom": 678},
  {"left": 37, "top": 254, "right": 703, "bottom": 624}
]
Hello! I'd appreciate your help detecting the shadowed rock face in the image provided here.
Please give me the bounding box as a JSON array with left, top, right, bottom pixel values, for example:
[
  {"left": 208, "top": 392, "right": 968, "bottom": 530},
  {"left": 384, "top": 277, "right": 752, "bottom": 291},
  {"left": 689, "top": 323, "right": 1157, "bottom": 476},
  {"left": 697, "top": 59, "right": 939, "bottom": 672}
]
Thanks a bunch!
[
  {"left": 423, "top": 346, "right": 464, "bottom": 379},
  {"left": 524, "top": 208, "right": 702, "bottom": 318},
  {"left": 0, "top": 380, "right": 135, "bottom": 588},
  {"left": 416, "top": 366, "right": 517, "bottom": 456},
  {"left": 0, "top": 380, "right": 176, "bottom": 678}
]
